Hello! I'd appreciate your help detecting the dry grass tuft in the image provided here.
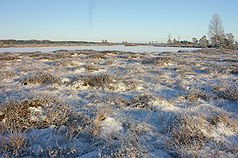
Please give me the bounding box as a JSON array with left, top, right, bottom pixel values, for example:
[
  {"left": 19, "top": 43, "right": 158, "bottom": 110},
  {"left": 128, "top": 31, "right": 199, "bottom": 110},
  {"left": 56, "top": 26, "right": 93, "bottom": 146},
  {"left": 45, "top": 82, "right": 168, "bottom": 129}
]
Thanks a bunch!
[
  {"left": 30, "top": 51, "right": 72, "bottom": 60},
  {"left": 64, "top": 112, "right": 91, "bottom": 140},
  {"left": 21, "top": 71, "right": 60, "bottom": 85},
  {"left": 86, "top": 53, "right": 107, "bottom": 60},
  {"left": 82, "top": 74, "right": 114, "bottom": 88},
  {"left": 90, "top": 109, "right": 109, "bottom": 136},
  {"left": 0, "top": 53, "right": 20, "bottom": 61},
  {"left": 185, "top": 89, "right": 210, "bottom": 101},
  {"left": 25, "top": 52, "right": 45, "bottom": 58},
  {"left": 218, "top": 86, "right": 238, "bottom": 101},
  {"left": 0, "top": 99, "right": 44, "bottom": 129},
  {"left": 8, "top": 131, "right": 26, "bottom": 150},
  {"left": 229, "top": 64, "right": 238, "bottom": 75},
  {"left": 205, "top": 65, "right": 228, "bottom": 74},
  {"left": 193, "top": 49, "right": 225, "bottom": 55},
  {"left": 83, "top": 64, "right": 100, "bottom": 72},
  {"left": 0, "top": 71, "right": 18, "bottom": 80},
  {"left": 128, "top": 95, "right": 154, "bottom": 108},
  {"left": 103, "top": 60, "right": 114, "bottom": 65},
  {"left": 0, "top": 98, "right": 71, "bottom": 130},
  {"left": 122, "top": 80, "right": 139, "bottom": 90},
  {"left": 112, "top": 94, "right": 153, "bottom": 108},
  {"left": 167, "top": 114, "right": 208, "bottom": 151},
  {"left": 55, "top": 59, "right": 75, "bottom": 66},
  {"left": 208, "top": 112, "right": 238, "bottom": 132},
  {"left": 0, "top": 130, "right": 26, "bottom": 153},
  {"left": 113, "top": 134, "right": 148, "bottom": 158},
  {"left": 142, "top": 56, "right": 172, "bottom": 65}
]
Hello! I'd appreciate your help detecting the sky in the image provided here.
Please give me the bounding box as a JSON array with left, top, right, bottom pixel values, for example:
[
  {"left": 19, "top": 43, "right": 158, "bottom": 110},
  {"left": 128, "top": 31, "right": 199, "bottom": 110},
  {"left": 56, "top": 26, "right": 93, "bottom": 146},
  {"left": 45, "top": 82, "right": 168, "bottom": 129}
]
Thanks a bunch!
[{"left": 0, "top": 0, "right": 237, "bottom": 43}]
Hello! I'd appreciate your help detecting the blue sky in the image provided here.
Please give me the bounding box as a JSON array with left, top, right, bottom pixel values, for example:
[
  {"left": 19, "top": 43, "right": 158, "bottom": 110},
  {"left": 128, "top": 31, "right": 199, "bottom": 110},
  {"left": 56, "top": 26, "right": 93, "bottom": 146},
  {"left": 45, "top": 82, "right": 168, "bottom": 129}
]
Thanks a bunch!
[{"left": 0, "top": 0, "right": 237, "bottom": 42}]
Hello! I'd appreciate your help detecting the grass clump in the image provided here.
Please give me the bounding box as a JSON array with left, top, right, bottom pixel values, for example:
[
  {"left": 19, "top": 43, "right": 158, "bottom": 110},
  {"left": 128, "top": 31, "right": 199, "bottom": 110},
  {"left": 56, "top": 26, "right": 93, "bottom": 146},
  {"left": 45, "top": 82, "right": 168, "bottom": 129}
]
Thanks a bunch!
[
  {"left": 142, "top": 56, "right": 172, "bottom": 65},
  {"left": 65, "top": 112, "right": 91, "bottom": 140},
  {"left": 55, "top": 59, "right": 75, "bottom": 66},
  {"left": 113, "top": 134, "right": 148, "bottom": 158},
  {"left": 0, "top": 129, "right": 26, "bottom": 156},
  {"left": 87, "top": 53, "right": 107, "bottom": 60},
  {"left": 121, "top": 79, "right": 139, "bottom": 90},
  {"left": 83, "top": 64, "right": 100, "bottom": 72},
  {"left": 0, "top": 99, "right": 44, "bottom": 129},
  {"left": 127, "top": 95, "right": 154, "bottom": 108},
  {"left": 82, "top": 74, "right": 114, "bottom": 88},
  {"left": 21, "top": 72, "right": 59, "bottom": 85},
  {"left": 112, "top": 94, "right": 153, "bottom": 108},
  {"left": 0, "top": 71, "right": 17, "bottom": 80},
  {"left": 218, "top": 86, "right": 238, "bottom": 101},
  {"left": 167, "top": 114, "right": 208, "bottom": 152},
  {"left": 90, "top": 109, "right": 109, "bottom": 136},
  {"left": 185, "top": 89, "right": 210, "bottom": 101},
  {"left": 208, "top": 112, "right": 238, "bottom": 132},
  {"left": 205, "top": 65, "right": 229, "bottom": 74},
  {"left": 0, "top": 53, "right": 19, "bottom": 61},
  {"left": 166, "top": 112, "right": 238, "bottom": 157},
  {"left": 0, "top": 98, "right": 71, "bottom": 130}
]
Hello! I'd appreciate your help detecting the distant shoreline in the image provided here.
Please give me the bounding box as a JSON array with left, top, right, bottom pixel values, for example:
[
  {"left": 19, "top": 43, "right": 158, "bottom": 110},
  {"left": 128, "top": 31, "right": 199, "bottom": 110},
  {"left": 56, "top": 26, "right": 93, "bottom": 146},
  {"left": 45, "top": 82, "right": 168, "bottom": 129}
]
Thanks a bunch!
[
  {"left": 0, "top": 43, "right": 118, "bottom": 48},
  {"left": 0, "top": 40, "right": 204, "bottom": 49},
  {"left": 0, "top": 43, "right": 203, "bottom": 49}
]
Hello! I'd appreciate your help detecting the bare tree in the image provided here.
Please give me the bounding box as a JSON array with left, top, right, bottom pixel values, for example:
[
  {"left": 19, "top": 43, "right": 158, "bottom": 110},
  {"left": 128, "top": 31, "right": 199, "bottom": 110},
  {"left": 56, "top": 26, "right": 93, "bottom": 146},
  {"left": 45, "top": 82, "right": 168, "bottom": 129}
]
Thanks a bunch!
[
  {"left": 226, "top": 33, "right": 235, "bottom": 45},
  {"left": 199, "top": 35, "right": 209, "bottom": 47},
  {"left": 167, "top": 34, "right": 172, "bottom": 44},
  {"left": 192, "top": 38, "right": 198, "bottom": 44},
  {"left": 167, "top": 39, "right": 172, "bottom": 44},
  {"left": 208, "top": 14, "right": 225, "bottom": 47},
  {"left": 221, "top": 33, "right": 235, "bottom": 48},
  {"left": 168, "top": 34, "right": 171, "bottom": 40}
]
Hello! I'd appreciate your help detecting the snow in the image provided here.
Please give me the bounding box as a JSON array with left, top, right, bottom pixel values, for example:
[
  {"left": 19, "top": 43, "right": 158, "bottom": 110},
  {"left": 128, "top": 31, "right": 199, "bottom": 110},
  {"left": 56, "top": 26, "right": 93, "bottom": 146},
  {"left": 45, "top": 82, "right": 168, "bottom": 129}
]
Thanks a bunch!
[
  {"left": 0, "top": 48, "right": 238, "bottom": 157},
  {"left": 61, "top": 77, "right": 72, "bottom": 84},
  {"left": 29, "top": 106, "right": 45, "bottom": 122},
  {"left": 100, "top": 117, "right": 123, "bottom": 137},
  {"left": 0, "top": 45, "right": 201, "bottom": 53}
]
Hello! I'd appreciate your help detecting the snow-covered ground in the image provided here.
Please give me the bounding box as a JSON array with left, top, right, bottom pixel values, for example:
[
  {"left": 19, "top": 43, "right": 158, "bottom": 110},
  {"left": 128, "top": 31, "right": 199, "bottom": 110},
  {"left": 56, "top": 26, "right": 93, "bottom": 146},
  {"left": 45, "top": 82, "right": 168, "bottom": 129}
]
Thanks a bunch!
[
  {"left": 0, "top": 45, "right": 201, "bottom": 53},
  {"left": 0, "top": 49, "right": 237, "bottom": 157}
]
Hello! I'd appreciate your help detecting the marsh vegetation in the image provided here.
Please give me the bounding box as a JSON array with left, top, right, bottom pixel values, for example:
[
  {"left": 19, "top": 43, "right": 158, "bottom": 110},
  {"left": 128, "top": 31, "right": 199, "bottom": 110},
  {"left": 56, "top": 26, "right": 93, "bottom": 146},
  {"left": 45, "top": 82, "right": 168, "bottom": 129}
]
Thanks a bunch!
[{"left": 0, "top": 49, "right": 238, "bottom": 157}]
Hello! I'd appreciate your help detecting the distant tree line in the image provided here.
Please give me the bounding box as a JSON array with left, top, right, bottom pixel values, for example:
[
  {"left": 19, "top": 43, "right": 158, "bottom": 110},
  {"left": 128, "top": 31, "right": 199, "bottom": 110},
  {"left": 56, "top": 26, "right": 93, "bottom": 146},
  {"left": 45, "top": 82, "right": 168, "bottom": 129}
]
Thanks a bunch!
[
  {"left": 167, "top": 14, "right": 237, "bottom": 49},
  {"left": 167, "top": 36, "right": 209, "bottom": 48},
  {"left": 0, "top": 40, "right": 94, "bottom": 47}
]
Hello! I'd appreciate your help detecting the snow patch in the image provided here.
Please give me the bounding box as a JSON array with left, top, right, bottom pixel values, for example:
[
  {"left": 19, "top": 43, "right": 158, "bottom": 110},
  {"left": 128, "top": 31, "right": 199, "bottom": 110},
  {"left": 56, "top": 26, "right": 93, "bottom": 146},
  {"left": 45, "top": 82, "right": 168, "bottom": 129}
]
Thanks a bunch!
[
  {"left": 29, "top": 106, "right": 46, "bottom": 122},
  {"left": 100, "top": 117, "right": 123, "bottom": 137},
  {"left": 61, "top": 77, "right": 71, "bottom": 84}
]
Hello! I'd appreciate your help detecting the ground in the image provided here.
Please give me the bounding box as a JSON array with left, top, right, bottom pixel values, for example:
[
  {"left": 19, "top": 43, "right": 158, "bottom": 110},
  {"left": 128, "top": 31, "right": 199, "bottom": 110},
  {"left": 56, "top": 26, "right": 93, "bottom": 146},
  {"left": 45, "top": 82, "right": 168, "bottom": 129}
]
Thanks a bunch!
[{"left": 0, "top": 48, "right": 237, "bottom": 157}]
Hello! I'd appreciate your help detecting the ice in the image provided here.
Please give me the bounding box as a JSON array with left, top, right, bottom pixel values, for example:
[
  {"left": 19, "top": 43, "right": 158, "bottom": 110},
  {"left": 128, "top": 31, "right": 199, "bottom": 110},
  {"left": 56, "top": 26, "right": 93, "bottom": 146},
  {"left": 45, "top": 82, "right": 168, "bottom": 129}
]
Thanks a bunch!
[{"left": 0, "top": 45, "right": 201, "bottom": 53}]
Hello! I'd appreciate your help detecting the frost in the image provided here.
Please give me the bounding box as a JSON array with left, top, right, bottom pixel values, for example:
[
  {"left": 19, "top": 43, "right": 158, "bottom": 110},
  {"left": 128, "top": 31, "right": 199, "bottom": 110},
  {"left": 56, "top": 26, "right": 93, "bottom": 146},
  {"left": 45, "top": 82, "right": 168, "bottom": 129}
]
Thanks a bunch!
[{"left": 100, "top": 117, "right": 123, "bottom": 137}]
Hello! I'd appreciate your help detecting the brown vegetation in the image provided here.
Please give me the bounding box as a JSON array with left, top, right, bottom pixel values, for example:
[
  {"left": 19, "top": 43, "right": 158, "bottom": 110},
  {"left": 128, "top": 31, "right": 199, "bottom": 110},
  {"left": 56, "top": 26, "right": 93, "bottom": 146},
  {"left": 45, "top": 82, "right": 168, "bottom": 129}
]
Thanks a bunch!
[
  {"left": 0, "top": 98, "right": 71, "bottom": 130},
  {"left": 82, "top": 74, "right": 115, "bottom": 88},
  {"left": 142, "top": 56, "right": 172, "bottom": 65},
  {"left": 21, "top": 72, "right": 60, "bottom": 85}
]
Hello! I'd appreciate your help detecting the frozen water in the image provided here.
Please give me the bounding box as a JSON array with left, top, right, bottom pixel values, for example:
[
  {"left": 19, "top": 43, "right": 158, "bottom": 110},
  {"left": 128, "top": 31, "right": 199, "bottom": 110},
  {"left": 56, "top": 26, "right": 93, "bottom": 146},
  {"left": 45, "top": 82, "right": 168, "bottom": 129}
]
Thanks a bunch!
[{"left": 0, "top": 45, "right": 201, "bottom": 53}]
